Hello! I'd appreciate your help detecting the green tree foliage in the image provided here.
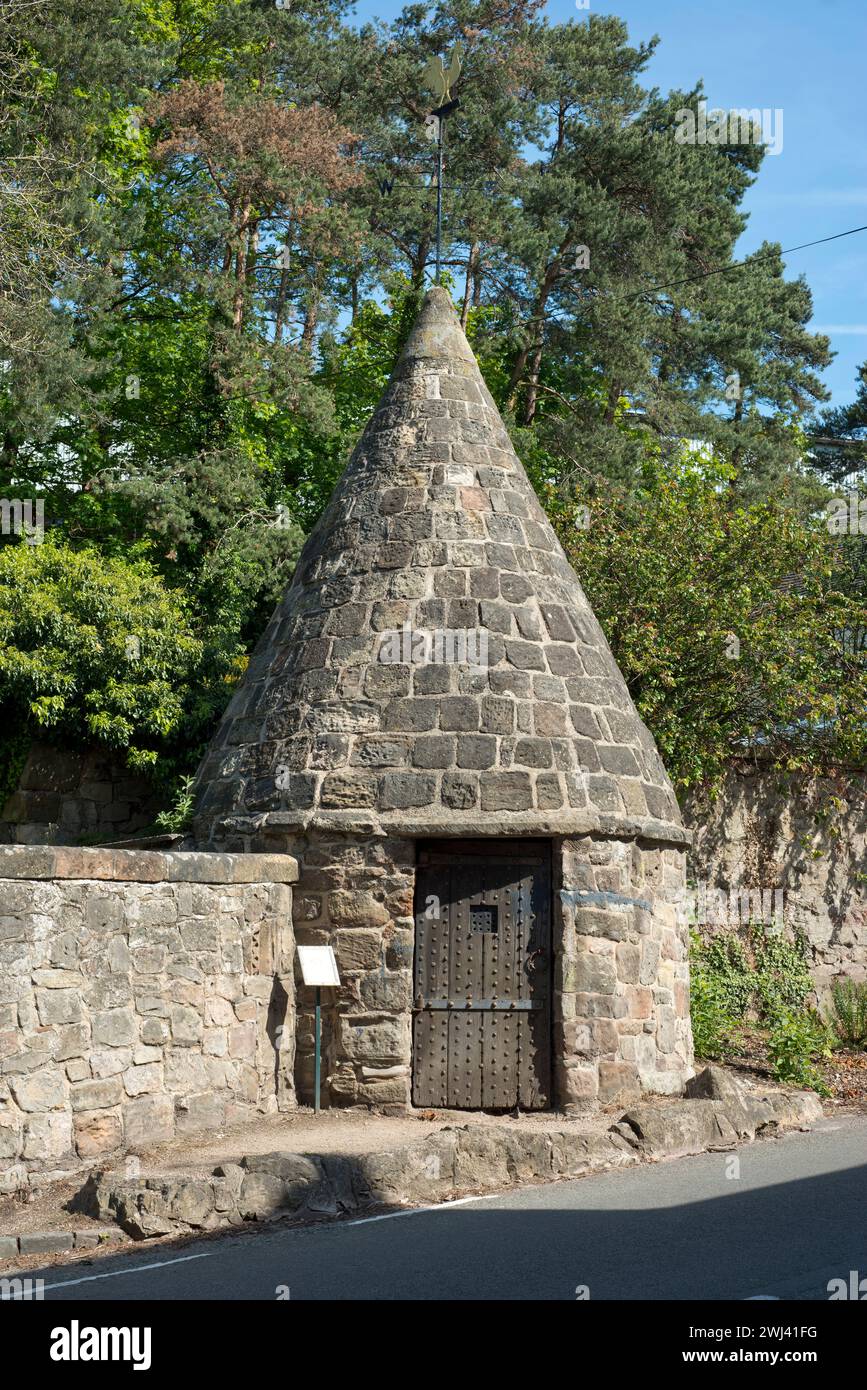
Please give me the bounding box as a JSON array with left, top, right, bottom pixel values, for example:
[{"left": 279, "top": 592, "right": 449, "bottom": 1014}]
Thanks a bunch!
[
  {"left": 812, "top": 360, "right": 867, "bottom": 483},
  {"left": 555, "top": 454, "right": 867, "bottom": 790},
  {"left": 467, "top": 17, "right": 831, "bottom": 506},
  {"left": 0, "top": 539, "right": 209, "bottom": 772}
]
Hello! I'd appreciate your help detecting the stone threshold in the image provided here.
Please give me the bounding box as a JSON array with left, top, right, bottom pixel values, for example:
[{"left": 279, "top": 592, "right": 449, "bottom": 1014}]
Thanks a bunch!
[
  {"left": 77, "top": 1069, "right": 821, "bottom": 1241},
  {"left": 0, "top": 845, "right": 298, "bottom": 884}
]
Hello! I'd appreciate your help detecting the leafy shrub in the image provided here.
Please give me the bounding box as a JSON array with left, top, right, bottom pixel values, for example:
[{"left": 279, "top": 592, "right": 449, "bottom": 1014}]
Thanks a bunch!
[
  {"left": 0, "top": 538, "right": 203, "bottom": 771},
  {"left": 689, "top": 924, "right": 812, "bottom": 1028},
  {"left": 0, "top": 727, "right": 30, "bottom": 811},
  {"left": 825, "top": 979, "right": 867, "bottom": 1050},
  {"left": 155, "top": 775, "right": 196, "bottom": 834},
  {"left": 692, "top": 932, "right": 755, "bottom": 1019},
  {"left": 155, "top": 778, "right": 198, "bottom": 828},
  {"left": 688, "top": 935, "right": 741, "bottom": 1060},
  {"left": 689, "top": 925, "right": 829, "bottom": 1092},
  {"left": 751, "top": 930, "right": 814, "bottom": 1020},
  {"left": 767, "top": 1010, "right": 831, "bottom": 1095}
]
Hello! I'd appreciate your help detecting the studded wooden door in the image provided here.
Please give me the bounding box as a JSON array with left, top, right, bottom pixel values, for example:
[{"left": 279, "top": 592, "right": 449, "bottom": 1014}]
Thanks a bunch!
[{"left": 412, "top": 840, "right": 552, "bottom": 1110}]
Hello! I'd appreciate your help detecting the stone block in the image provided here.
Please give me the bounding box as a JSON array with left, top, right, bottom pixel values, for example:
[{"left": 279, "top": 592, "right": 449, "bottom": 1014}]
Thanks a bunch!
[
  {"left": 0, "top": 1115, "right": 22, "bottom": 1159},
  {"left": 615, "top": 942, "right": 641, "bottom": 984},
  {"left": 170, "top": 1005, "right": 203, "bottom": 1047},
  {"left": 238, "top": 1172, "right": 291, "bottom": 1221},
  {"left": 479, "top": 772, "right": 532, "bottom": 811},
  {"left": 122, "top": 1094, "right": 175, "bottom": 1149},
  {"left": 453, "top": 1130, "right": 512, "bottom": 1190},
  {"left": 140, "top": 1018, "right": 170, "bottom": 1046},
  {"left": 340, "top": 1017, "right": 408, "bottom": 1065},
  {"left": 92, "top": 1008, "right": 137, "bottom": 1048},
  {"left": 35, "top": 988, "right": 81, "bottom": 1026},
  {"left": 614, "top": 1099, "right": 728, "bottom": 1158},
  {"left": 175, "top": 1092, "right": 225, "bottom": 1134},
  {"left": 379, "top": 773, "right": 437, "bottom": 810},
  {"left": 10, "top": 1070, "right": 67, "bottom": 1113},
  {"left": 382, "top": 700, "right": 437, "bottom": 733},
  {"left": 23, "top": 1113, "right": 73, "bottom": 1161},
  {"left": 18, "top": 1232, "right": 74, "bottom": 1256},
  {"left": 327, "top": 891, "right": 389, "bottom": 928},
  {"left": 334, "top": 930, "right": 383, "bottom": 973},
  {"left": 456, "top": 735, "right": 496, "bottom": 769},
  {"left": 71, "top": 1077, "right": 123, "bottom": 1113},
  {"left": 84, "top": 895, "right": 124, "bottom": 932},
  {"left": 0, "top": 1164, "right": 27, "bottom": 1195},
  {"left": 241, "top": 1152, "right": 320, "bottom": 1209},
  {"left": 31, "top": 968, "right": 84, "bottom": 990},
  {"left": 411, "top": 736, "right": 455, "bottom": 769},
  {"left": 359, "top": 971, "right": 412, "bottom": 1012},
  {"left": 73, "top": 1230, "right": 101, "bottom": 1249},
  {"left": 123, "top": 1063, "right": 164, "bottom": 1097},
  {"left": 559, "top": 1063, "right": 599, "bottom": 1106},
  {"left": 229, "top": 1023, "right": 256, "bottom": 1060},
  {"left": 573, "top": 951, "right": 616, "bottom": 995},
  {"left": 597, "top": 1061, "right": 641, "bottom": 1106},
  {"left": 441, "top": 774, "right": 477, "bottom": 809},
  {"left": 75, "top": 1109, "right": 123, "bottom": 1157}
]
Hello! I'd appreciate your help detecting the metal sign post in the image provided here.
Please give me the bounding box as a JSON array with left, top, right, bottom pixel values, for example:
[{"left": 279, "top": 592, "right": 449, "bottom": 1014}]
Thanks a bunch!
[
  {"left": 314, "top": 985, "right": 321, "bottom": 1114},
  {"left": 297, "top": 946, "right": 341, "bottom": 1114}
]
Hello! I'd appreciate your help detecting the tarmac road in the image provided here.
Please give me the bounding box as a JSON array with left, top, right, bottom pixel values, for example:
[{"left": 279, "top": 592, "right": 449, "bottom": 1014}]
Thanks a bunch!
[{"left": 28, "top": 1115, "right": 867, "bottom": 1301}]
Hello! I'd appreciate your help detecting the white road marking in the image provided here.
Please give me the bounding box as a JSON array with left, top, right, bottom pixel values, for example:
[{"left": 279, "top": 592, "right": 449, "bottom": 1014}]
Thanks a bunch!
[
  {"left": 39, "top": 1195, "right": 503, "bottom": 1290},
  {"left": 42, "top": 1251, "right": 211, "bottom": 1292},
  {"left": 343, "top": 1191, "right": 504, "bottom": 1226}
]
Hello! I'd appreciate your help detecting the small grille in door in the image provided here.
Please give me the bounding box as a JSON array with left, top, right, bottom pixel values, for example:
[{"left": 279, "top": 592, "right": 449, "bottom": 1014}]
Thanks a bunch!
[{"left": 469, "top": 905, "right": 498, "bottom": 934}]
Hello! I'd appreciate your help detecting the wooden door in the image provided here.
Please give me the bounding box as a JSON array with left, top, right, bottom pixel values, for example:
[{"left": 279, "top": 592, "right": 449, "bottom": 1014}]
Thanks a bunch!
[{"left": 412, "top": 840, "right": 552, "bottom": 1110}]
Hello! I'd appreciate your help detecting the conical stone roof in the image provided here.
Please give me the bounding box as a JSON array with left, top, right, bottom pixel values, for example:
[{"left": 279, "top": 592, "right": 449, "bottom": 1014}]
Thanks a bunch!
[{"left": 193, "top": 288, "right": 685, "bottom": 845}]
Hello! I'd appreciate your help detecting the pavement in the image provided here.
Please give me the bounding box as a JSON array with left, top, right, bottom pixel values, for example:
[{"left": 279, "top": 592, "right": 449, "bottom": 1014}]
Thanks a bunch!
[{"left": 25, "top": 1114, "right": 867, "bottom": 1300}]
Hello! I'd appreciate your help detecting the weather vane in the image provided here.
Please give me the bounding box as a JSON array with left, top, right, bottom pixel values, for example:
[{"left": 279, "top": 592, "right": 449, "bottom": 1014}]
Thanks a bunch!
[
  {"left": 423, "top": 45, "right": 462, "bottom": 107},
  {"left": 422, "top": 44, "right": 463, "bottom": 284}
]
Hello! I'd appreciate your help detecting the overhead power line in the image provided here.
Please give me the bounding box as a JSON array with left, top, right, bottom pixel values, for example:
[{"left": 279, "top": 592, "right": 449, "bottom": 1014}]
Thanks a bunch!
[{"left": 639, "top": 223, "right": 867, "bottom": 299}]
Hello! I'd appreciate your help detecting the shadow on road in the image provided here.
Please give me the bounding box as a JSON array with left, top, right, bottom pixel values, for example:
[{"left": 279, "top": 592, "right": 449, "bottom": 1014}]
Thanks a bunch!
[{"left": 34, "top": 1151, "right": 867, "bottom": 1301}]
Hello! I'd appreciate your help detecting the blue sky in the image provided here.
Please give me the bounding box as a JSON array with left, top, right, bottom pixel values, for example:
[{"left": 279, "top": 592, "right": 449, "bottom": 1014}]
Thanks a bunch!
[{"left": 349, "top": 0, "right": 867, "bottom": 409}]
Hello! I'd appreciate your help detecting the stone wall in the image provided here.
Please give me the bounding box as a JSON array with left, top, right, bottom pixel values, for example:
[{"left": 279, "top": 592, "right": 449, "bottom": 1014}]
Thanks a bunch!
[
  {"left": 555, "top": 835, "right": 692, "bottom": 1110},
  {"left": 0, "top": 846, "right": 297, "bottom": 1192},
  {"left": 1, "top": 742, "right": 159, "bottom": 846},
  {"left": 686, "top": 768, "right": 867, "bottom": 997},
  {"left": 274, "top": 830, "right": 416, "bottom": 1110}
]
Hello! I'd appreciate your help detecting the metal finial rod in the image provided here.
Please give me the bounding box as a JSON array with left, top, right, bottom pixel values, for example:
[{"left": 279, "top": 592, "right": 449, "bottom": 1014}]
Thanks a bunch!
[
  {"left": 422, "top": 46, "right": 462, "bottom": 287},
  {"left": 430, "top": 97, "right": 459, "bottom": 286},
  {"left": 435, "top": 115, "right": 444, "bottom": 283}
]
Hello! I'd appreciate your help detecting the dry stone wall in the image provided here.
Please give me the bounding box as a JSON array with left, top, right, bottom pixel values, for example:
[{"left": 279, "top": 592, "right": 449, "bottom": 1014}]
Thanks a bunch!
[
  {"left": 0, "top": 846, "right": 297, "bottom": 1192},
  {"left": 686, "top": 769, "right": 867, "bottom": 996},
  {"left": 1, "top": 742, "right": 158, "bottom": 846}
]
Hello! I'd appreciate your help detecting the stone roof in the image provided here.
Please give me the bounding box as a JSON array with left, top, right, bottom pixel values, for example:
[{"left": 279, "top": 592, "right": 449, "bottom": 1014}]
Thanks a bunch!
[{"left": 193, "top": 288, "right": 686, "bottom": 846}]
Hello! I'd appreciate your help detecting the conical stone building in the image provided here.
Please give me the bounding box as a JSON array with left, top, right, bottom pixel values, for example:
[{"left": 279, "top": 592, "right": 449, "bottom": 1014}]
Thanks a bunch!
[{"left": 193, "top": 288, "right": 693, "bottom": 1112}]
